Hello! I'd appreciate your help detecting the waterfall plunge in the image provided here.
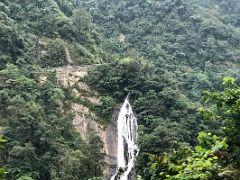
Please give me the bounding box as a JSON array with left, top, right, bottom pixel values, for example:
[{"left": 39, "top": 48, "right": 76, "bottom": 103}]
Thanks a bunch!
[{"left": 111, "top": 96, "right": 139, "bottom": 180}]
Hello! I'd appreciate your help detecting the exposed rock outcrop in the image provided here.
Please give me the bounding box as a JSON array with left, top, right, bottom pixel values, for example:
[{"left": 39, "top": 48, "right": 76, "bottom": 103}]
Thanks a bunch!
[{"left": 54, "top": 65, "right": 118, "bottom": 179}]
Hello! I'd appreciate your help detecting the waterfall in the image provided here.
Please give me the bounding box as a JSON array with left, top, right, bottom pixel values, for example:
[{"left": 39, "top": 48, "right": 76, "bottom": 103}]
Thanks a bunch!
[{"left": 111, "top": 96, "right": 139, "bottom": 180}]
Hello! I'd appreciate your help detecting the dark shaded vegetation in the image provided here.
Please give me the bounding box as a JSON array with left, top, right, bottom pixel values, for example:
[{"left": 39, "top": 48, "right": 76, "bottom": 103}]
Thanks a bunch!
[
  {"left": 150, "top": 78, "right": 240, "bottom": 179},
  {"left": 0, "top": 0, "right": 104, "bottom": 179},
  {"left": 81, "top": 0, "right": 240, "bottom": 179},
  {"left": 1, "top": 0, "right": 240, "bottom": 179},
  {"left": 81, "top": 0, "right": 240, "bottom": 99},
  {"left": 86, "top": 58, "right": 204, "bottom": 179}
]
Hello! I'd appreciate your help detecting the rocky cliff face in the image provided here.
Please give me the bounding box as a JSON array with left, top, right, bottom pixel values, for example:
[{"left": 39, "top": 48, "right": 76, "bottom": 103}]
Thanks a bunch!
[
  {"left": 73, "top": 104, "right": 119, "bottom": 179},
  {"left": 73, "top": 107, "right": 118, "bottom": 179},
  {"left": 54, "top": 65, "right": 118, "bottom": 179}
]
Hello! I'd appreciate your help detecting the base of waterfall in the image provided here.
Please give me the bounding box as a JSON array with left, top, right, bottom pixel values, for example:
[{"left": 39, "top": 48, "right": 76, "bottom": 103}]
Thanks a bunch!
[
  {"left": 111, "top": 167, "right": 136, "bottom": 180},
  {"left": 111, "top": 95, "right": 139, "bottom": 180}
]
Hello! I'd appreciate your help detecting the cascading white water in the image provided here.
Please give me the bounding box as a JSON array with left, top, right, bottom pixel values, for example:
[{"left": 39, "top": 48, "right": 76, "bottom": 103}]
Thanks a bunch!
[{"left": 111, "top": 96, "right": 139, "bottom": 180}]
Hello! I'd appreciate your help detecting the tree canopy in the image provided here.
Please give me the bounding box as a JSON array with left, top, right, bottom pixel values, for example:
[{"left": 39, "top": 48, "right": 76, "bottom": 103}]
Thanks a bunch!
[
  {"left": 0, "top": 0, "right": 240, "bottom": 179},
  {"left": 150, "top": 77, "right": 240, "bottom": 179}
]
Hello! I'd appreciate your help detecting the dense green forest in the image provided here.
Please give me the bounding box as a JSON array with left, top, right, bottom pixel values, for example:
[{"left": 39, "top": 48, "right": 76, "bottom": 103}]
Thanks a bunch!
[
  {"left": 0, "top": 0, "right": 240, "bottom": 179},
  {"left": 0, "top": 0, "right": 105, "bottom": 179},
  {"left": 81, "top": 0, "right": 240, "bottom": 179}
]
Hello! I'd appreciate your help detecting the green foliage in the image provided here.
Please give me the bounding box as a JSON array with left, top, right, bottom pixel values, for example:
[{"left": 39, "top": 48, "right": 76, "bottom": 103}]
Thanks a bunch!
[
  {"left": 57, "top": 149, "right": 95, "bottom": 179},
  {"left": 0, "top": 168, "right": 6, "bottom": 180},
  {"left": 87, "top": 130, "right": 104, "bottom": 177},
  {"left": 16, "top": 176, "right": 34, "bottom": 180},
  {"left": 0, "top": 136, "right": 6, "bottom": 149},
  {"left": 0, "top": 22, "right": 23, "bottom": 61},
  {"left": 1, "top": 0, "right": 240, "bottom": 179},
  {"left": 88, "top": 177, "right": 104, "bottom": 180},
  {"left": 0, "top": 0, "right": 106, "bottom": 68},
  {"left": 80, "top": 1, "right": 240, "bottom": 178},
  {"left": 0, "top": 0, "right": 106, "bottom": 177},
  {"left": 81, "top": 0, "right": 240, "bottom": 68},
  {"left": 41, "top": 39, "right": 67, "bottom": 67},
  {"left": 87, "top": 58, "right": 202, "bottom": 179},
  {"left": 72, "top": 8, "right": 92, "bottom": 35},
  {"left": 54, "top": 0, "right": 75, "bottom": 16},
  {"left": 54, "top": 130, "right": 104, "bottom": 180},
  {"left": 150, "top": 132, "right": 228, "bottom": 180},
  {"left": 0, "top": 135, "right": 6, "bottom": 180},
  {"left": 151, "top": 78, "right": 240, "bottom": 179},
  {"left": 80, "top": 0, "right": 240, "bottom": 101},
  {"left": 200, "top": 77, "right": 240, "bottom": 167},
  {"left": 92, "top": 96, "right": 116, "bottom": 124},
  {"left": 0, "top": 63, "right": 104, "bottom": 179}
]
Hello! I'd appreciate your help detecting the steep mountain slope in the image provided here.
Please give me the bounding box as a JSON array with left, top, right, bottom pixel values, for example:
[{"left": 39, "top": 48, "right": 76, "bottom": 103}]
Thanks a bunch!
[
  {"left": 81, "top": 0, "right": 240, "bottom": 99},
  {"left": 0, "top": 0, "right": 240, "bottom": 180},
  {"left": 79, "top": 0, "right": 240, "bottom": 179},
  {"left": 0, "top": 0, "right": 107, "bottom": 68},
  {"left": 0, "top": 1, "right": 107, "bottom": 179}
]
